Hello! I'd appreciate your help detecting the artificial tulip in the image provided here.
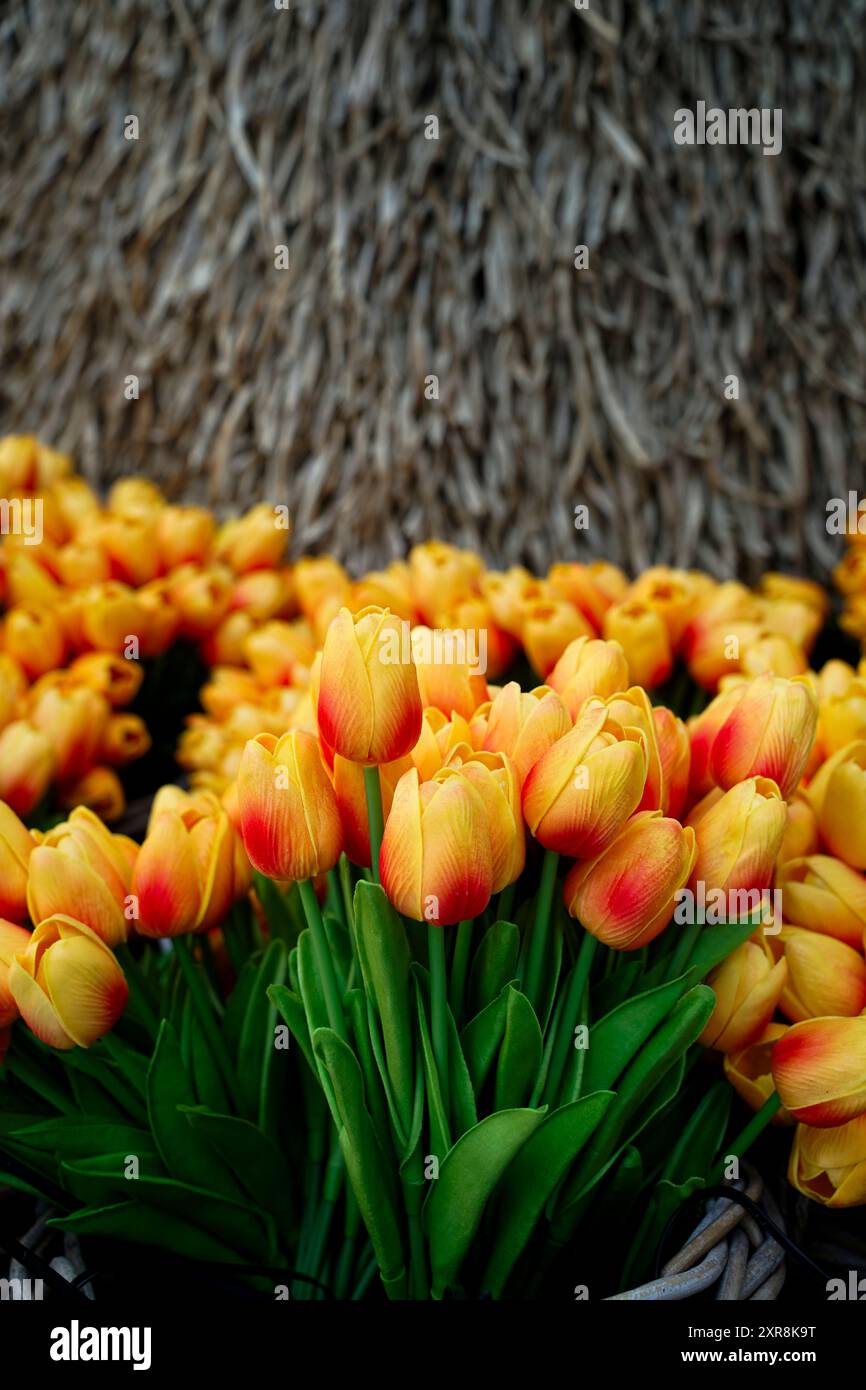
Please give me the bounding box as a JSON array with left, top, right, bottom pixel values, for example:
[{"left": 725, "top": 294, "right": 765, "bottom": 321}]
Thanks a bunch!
[
  {"left": 318, "top": 606, "right": 422, "bottom": 765},
  {"left": 237, "top": 731, "right": 342, "bottom": 882},
  {"left": 8, "top": 914, "right": 128, "bottom": 1050},
  {"left": 0, "top": 721, "right": 55, "bottom": 816},
  {"left": 547, "top": 636, "right": 629, "bottom": 721},
  {"left": 723, "top": 1024, "right": 793, "bottom": 1122},
  {"left": 776, "top": 855, "right": 866, "bottom": 950},
  {"left": 709, "top": 672, "right": 818, "bottom": 800},
  {"left": 687, "top": 777, "right": 786, "bottom": 899},
  {"left": 767, "top": 927, "right": 866, "bottom": 1022},
  {"left": 602, "top": 598, "right": 673, "bottom": 690},
  {"left": 788, "top": 1114, "right": 866, "bottom": 1207},
  {"left": 379, "top": 767, "right": 493, "bottom": 926},
  {"left": 564, "top": 810, "right": 695, "bottom": 950},
  {"left": 806, "top": 741, "right": 866, "bottom": 870},
  {"left": 482, "top": 681, "right": 571, "bottom": 784},
  {"left": 772, "top": 1015, "right": 866, "bottom": 1126},
  {"left": 699, "top": 941, "right": 787, "bottom": 1052},
  {"left": 522, "top": 699, "right": 647, "bottom": 859},
  {"left": 0, "top": 801, "right": 35, "bottom": 922}
]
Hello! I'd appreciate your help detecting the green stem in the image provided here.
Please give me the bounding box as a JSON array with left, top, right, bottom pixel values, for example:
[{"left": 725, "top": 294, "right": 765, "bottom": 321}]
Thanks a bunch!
[
  {"left": 363, "top": 765, "right": 385, "bottom": 883},
  {"left": 448, "top": 919, "right": 473, "bottom": 1024},
  {"left": 667, "top": 921, "right": 702, "bottom": 981},
  {"left": 115, "top": 944, "right": 160, "bottom": 1038},
  {"left": 542, "top": 930, "right": 597, "bottom": 1108},
  {"left": 298, "top": 877, "right": 348, "bottom": 1042},
  {"left": 173, "top": 935, "right": 247, "bottom": 1116},
  {"left": 428, "top": 922, "right": 449, "bottom": 1117},
  {"left": 497, "top": 881, "right": 516, "bottom": 922},
  {"left": 708, "top": 1091, "right": 783, "bottom": 1186},
  {"left": 522, "top": 849, "right": 559, "bottom": 1008}
]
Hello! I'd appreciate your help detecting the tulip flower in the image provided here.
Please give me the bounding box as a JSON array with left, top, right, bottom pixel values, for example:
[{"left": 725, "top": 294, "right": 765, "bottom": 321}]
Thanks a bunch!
[
  {"left": 379, "top": 767, "right": 492, "bottom": 925},
  {"left": 522, "top": 699, "right": 647, "bottom": 859},
  {"left": 723, "top": 1024, "right": 793, "bottom": 1122},
  {"left": 244, "top": 620, "right": 316, "bottom": 687},
  {"left": 777, "top": 794, "right": 819, "bottom": 865},
  {"left": 602, "top": 598, "right": 673, "bottom": 689},
  {"left": 653, "top": 706, "right": 690, "bottom": 818},
  {"left": 481, "top": 567, "right": 548, "bottom": 637},
  {"left": 520, "top": 598, "right": 594, "bottom": 679},
  {"left": 29, "top": 683, "right": 110, "bottom": 782},
  {"left": 318, "top": 607, "right": 422, "bottom": 765},
  {"left": 132, "top": 793, "right": 241, "bottom": 937},
  {"left": 409, "top": 708, "right": 475, "bottom": 782},
  {"left": 0, "top": 653, "right": 26, "bottom": 732},
  {"left": 482, "top": 681, "right": 571, "bottom": 784},
  {"left": 352, "top": 562, "right": 415, "bottom": 623},
  {"left": 214, "top": 503, "right": 288, "bottom": 573},
  {"left": 57, "top": 767, "right": 125, "bottom": 822},
  {"left": 0, "top": 801, "right": 35, "bottom": 922},
  {"left": 409, "top": 542, "right": 481, "bottom": 626},
  {"left": 108, "top": 477, "right": 163, "bottom": 518},
  {"left": 293, "top": 556, "right": 352, "bottom": 624},
  {"left": 99, "top": 513, "right": 162, "bottom": 587},
  {"left": 806, "top": 741, "right": 866, "bottom": 870},
  {"left": 699, "top": 942, "right": 787, "bottom": 1052},
  {"left": 27, "top": 831, "right": 129, "bottom": 949},
  {"left": 68, "top": 652, "right": 144, "bottom": 707},
  {"left": 630, "top": 567, "right": 709, "bottom": 649},
  {"left": 687, "top": 682, "right": 748, "bottom": 797},
  {"left": 169, "top": 564, "right": 234, "bottom": 638},
  {"left": 444, "top": 748, "right": 525, "bottom": 892},
  {"left": 708, "top": 673, "right": 818, "bottom": 800},
  {"left": 772, "top": 1015, "right": 866, "bottom": 1126},
  {"left": 55, "top": 539, "right": 112, "bottom": 589},
  {"left": 776, "top": 855, "right": 866, "bottom": 950},
  {"left": 547, "top": 637, "right": 629, "bottom": 721},
  {"left": 767, "top": 927, "right": 866, "bottom": 1022},
  {"left": 201, "top": 612, "right": 256, "bottom": 668},
  {"left": 686, "top": 776, "right": 786, "bottom": 903},
  {"left": 788, "top": 1113, "right": 866, "bottom": 1207},
  {"left": 439, "top": 596, "right": 516, "bottom": 680},
  {"left": 4, "top": 603, "right": 66, "bottom": 679},
  {"left": 332, "top": 753, "right": 413, "bottom": 869},
  {"left": 0, "top": 919, "right": 32, "bottom": 1025},
  {"left": 547, "top": 562, "right": 614, "bottom": 632},
  {"left": 817, "top": 677, "right": 866, "bottom": 757},
  {"left": 739, "top": 632, "right": 808, "bottom": 680},
  {"left": 604, "top": 687, "right": 664, "bottom": 812},
  {"left": 8, "top": 914, "right": 128, "bottom": 1050},
  {"left": 157, "top": 505, "right": 216, "bottom": 569},
  {"left": 564, "top": 811, "right": 696, "bottom": 950},
  {"left": 0, "top": 721, "right": 55, "bottom": 817},
  {"left": 410, "top": 624, "right": 489, "bottom": 720},
  {"left": 237, "top": 730, "right": 343, "bottom": 883},
  {"left": 78, "top": 581, "right": 147, "bottom": 653}
]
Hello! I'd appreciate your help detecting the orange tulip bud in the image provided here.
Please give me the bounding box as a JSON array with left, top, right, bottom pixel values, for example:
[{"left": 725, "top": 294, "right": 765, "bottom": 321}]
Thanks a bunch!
[
  {"left": 603, "top": 598, "right": 673, "bottom": 690},
  {"left": 293, "top": 556, "right": 352, "bottom": 623},
  {"left": 29, "top": 683, "right": 110, "bottom": 782},
  {"left": 409, "top": 542, "right": 481, "bottom": 626},
  {"left": 806, "top": 741, "right": 866, "bottom": 870},
  {"left": 318, "top": 607, "right": 422, "bottom": 765},
  {"left": 520, "top": 598, "right": 595, "bottom": 679},
  {"left": 237, "top": 731, "right": 343, "bottom": 883},
  {"left": 157, "top": 505, "right": 216, "bottom": 569},
  {"left": 98, "top": 713, "right": 152, "bottom": 768},
  {"left": 108, "top": 477, "right": 163, "bottom": 519},
  {"left": 169, "top": 564, "right": 233, "bottom": 639},
  {"left": 0, "top": 653, "right": 27, "bottom": 732},
  {"left": 8, "top": 914, "right": 128, "bottom": 1049},
  {"left": 57, "top": 767, "right": 126, "bottom": 823},
  {"left": 653, "top": 706, "right": 690, "bottom": 819},
  {"left": 564, "top": 810, "right": 695, "bottom": 951},
  {"left": 200, "top": 612, "right": 256, "bottom": 668},
  {"left": 686, "top": 776, "right": 786, "bottom": 899},
  {"left": 77, "top": 581, "right": 146, "bottom": 654},
  {"left": 27, "top": 829, "right": 128, "bottom": 949},
  {"left": 739, "top": 632, "right": 808, "bottom": 680},
  {"left": 0, "top": 801, "right": 35, "bottom": 922},
  {"left": 604, "top": 687, "right": 665, "bottom": 812},
  {"left": 67, "top": 652, "right": 144, "bottom": 708},
  {"left": 547, "top": 637, "right": 629, "bottom": 721},
  {"left": 229, "top": 569, "right": 291, "bottom": 623},
  {"left": 777, "top": 794, "right": 819, "bottom": 865},
  {"left": 723, "top": 1024, "right": 793, "bottom": 1123},
  {"left": 351, "top": 562, "right": 416, "bottom": 622},
  {"left": 708, "top": 673, "right": 818, "bottom": 800},
  {"left": 380, "top": 767, "right": 493, "bottom": 926},
  {"left": 767, "top": 927, "right": 866, "bottom": 1023},
  {"left": 522, "top": 699, "right": 647, "bottom": 858},
  {"left": 0, "top": 919, "right": 32, "bottom": 1026},
  {"left": 482, "top": 681, "right": 571, "bottom": 784},
  {"left": 214, "top": 503, "right": 288, "bottom": 573},
  {"left": 410, "top": 624, "right": 489, "bottom": 720},
  {"left": 4, "top": 604, "right": 65, "bottom": 679},
  {"left": 817, "top": 677, "right": 866, "bottom": 758},
  {"left": 788, "top": 1113, "right": 866, "bottom": 1207},
  {"left": 480, "top": 568, "right": 546, "bottom": 637},
  {"left": 0, "top": 721, "right": 55, "bottom": 817},
  {"left": 55, "top": 539, "right": 112, "bottom": 589},
  {"left": 772, "top": 1016, "right": 866, "bottom": 1126},
  {"left": 776, "top": 855, "right": 866, "bottom": 950},
  {"left": 244, "top": 620, "right": 316, "bottom": 686},
  {"left": 0, "top": 435, "right": 39, "bottom": 490},
  {"left": 441, "top": 597, "right": 516, "bottom": 680},
  {"left": 132, "top": 793, "right": 240, "bottom": 937},
  {"left": 444, "top": 748, "right": 525, "bottom": 892},
  {"left": 99, "top": 514, "right": 162, "bottom": 587},
  {"left": 687, "top": 683, "right": 748, "bottom": 797},
  {"left": 816, "top": 659, "right": 857, "bottom": 701},
  {"left": 699, "top": 941, "right": 787, "bottom": 1052},
  {"left": 547, "top": 562, "right": 612, "bottom": 632}
]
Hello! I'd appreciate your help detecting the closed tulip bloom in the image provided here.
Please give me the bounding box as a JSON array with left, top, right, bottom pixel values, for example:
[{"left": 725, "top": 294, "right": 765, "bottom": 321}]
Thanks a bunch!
[
  {"left": 132, "top": 794, "right": 239, "bottom": 937},
  {"left": 68, "top": 652, "right": 144, "bottom": 708},
  {"left": 318, "top": 607, "right": 422, "bottom": 765},
  {"left": 816, "top": 659, "right": 857, "bottom": 701},
  {"left": 522, "top": 700, "right": 647, "bottom": 859},
  {"left": 520, "top": 598, "right": 595, "bottom": 678},
  {"left": 806, "top": 741, "right": 866, "bottom": 870},
  {"left": 244, "top": 620, "right": 316, "bottom": 687},
  {"left": 740, "top": 632, "right": 808, "bottom": 681},
  {"left": 699, "top": 942, "right": 788, "bottom": 1052},
  {"left": 8, "top": 914, "right": 128, "bottom": 1050},
  {"left": 723, "top": 1024, "right": 793, "bottom": 1122},
  {"left": 332, "top": 753, "right": 413, "bottom": 869},
  {"left": 0, "top": 801, "right": 35, "bottom": 922},
  {"left": 108, "top": 477, "right": 163, "bottom": 518},
  {"left": 57, "top": 767, "right": 125, "bottom": 823},
  {"left": 135, "top": 578, "right": 182, "bottom": 657},
  {"left": 237, "top": 731, "right": 342, "bottom": 883},
  {"left": 767, "top": 927, "right": 866, "bottom": 1023},
  {"left": 772, "top": 1016, "right": 866, "bottom": 1126},
  {"left": 709, "top": 673, "right": 818, "bottom": 800},
  {"left": 410, "top": 624, "right": 489, "bottom": 719},
  {"left": 481, "top": 567, "right": 547, "bottom": 636},
  {"left": 445, "top": 748, "right": 525, "bottom": 892},
  {"left": 214, "top": 503, "right": 288, "bottom": 573},
  {"left": 548, "top": 637, "right": 629, "bottom": 721},
  {"left": 0, "top": 434, "right": 38, "bottom": 490},
  {"left": 0, "top": 653, "right": 27, "bottom": 731},
  {"left": 788, "top": 1113, "right": 866, "bottom": 1207},
  {"left": 687, "top": 777, "right": 786, "bottom": 899},
  {"left": 629, "top": 567, "right": 704, "bottom": 649},
  {"left": 564, "top": 811, "right": 695, "bottom": 951},
  {"left": 200, "top": 612, "right": 255, "bottom": 668},
  {"left": 78, "top": 581, "right": 146, "bottom": 654},
  {"left": 28, "top": 832, "right": 129, "bottom": 949},
  {"left": 653, "top": 707, "right": 690, "bottom": 818},
  {"left": 380, "top": 767, "right": 493, "bottom": 926},
  {"left": 97, "top": 714, "right": 152, "bottom": 767},
  {"left": 605, "top": 687, "right": 665, "bottom": 812},
  {"left": 169, "top": 564, "right": 233, "bottom": 639},
  {"left": 4, "top": 604, "right": 65, "bottom": 679},
  {"left": 759, "top": 572, "right": 829, "bottom": 617},
  {"left": 410, "top": 708, "right": 475, "bottom": 781},
  {"left": 229, "top": 569, "right": 291, "bottom": 623},
  {"left": 602, "top": 598, "right": 673, "bottom": 690},
  {"left": 293, "top": 556, "right": 352, "bottom": 623},
  {"left": 440, "top": 597, "right": 516, "bottom": 680},
  {"left": 409, "top": 542, "right": 482, "bottom": 626},
  {"left": 776, "top": 855, "right": 866, "bottom": 950},
  {"left": 99, "top": 514, "right": 161, "bottom": 587},
  {"left": 0, "top": 919, "right": 33, "bottom": 1026},
  {"left": 0, "top": 721, "right": 55, "bottom": 817},
  {"left": 483, "top": 681, "right": 571, "bottom": 784},
  {"left": 29, "top": 684, "right": 110, "bottom": 782},
  {"left": 817, "top": 678, "right": 866, "bottom": 756},
  {"left": 157, "top": 505, "right": 216, "bottom": 569},
  {"left": 777, "top": 794, "right": 819, "bottom": 865},
  {"left": 352, "top": 562, "right": 416, "bottom": 623},
  {"left": 55, "top": 539, "right": 112, "bottom": 589},
  {"left": 687, "top": 682, "right": 748, "bottom": 797},
  {"left": 547, "top": 562, "right": 614, "bottom": 632}
]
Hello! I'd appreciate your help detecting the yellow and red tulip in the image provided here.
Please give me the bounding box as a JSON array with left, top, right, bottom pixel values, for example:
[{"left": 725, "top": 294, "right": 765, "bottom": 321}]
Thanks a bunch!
[
  {"left": 132, "top": 793, "right": 242, "bottom": 937},
  {"left": 772, "top": 1015, "right": 866, "bottom": 1126},
  {"left": 0, "top": 801, "right": 35, "bottom": 922},
  {"left": 653, "top": 706, "right": 690, "bottom": 819},
  {"left": 775, "top": 855, "right": 866, "bottom": 950},
  {"left": 686, "top": 776, "right": 786, "bottom": 899},
  {"left": 767, "top": 927, "right": 866, "bottom": 1022},
  {"left": 237, "top": 730, "right": 343, "bottom": 883},
  {"left": 547, "top": 636, "right": 629, "bottom": 721},
  {"left": 0, "top": 720, "right": 55, "bottom": 817},
  {"left": 482, "top": 681, "right": 571, "bottom": 785},
  {"left": 318, "top": 607, "right": 423, "bottom": 765},
  {"left": 788, "top": 1113, "right": 866, "bottom": 1207},
  {"left": 806, "top": 740, "right": 866, "bottom": 870},
  {"left": 410, "top": 624, "right": 488, "bottom": 720},
  {"left": 699, "top": 941, "right": 787, "bottom": 1052},
  {"left": 723, "top": 1023, "right": 793, "bottom": 1122},
  {"left": 444, "top": 748, "right": 525, "bottom": 892},
  {"left": 708, "top": 673, "right": 818, "bottom": 800},
  {"left": 602, "top": 598, "right": 673, "bottom": 690},
  {"left": 7, "top": 914, "right": 128, "bottom": 1050}
]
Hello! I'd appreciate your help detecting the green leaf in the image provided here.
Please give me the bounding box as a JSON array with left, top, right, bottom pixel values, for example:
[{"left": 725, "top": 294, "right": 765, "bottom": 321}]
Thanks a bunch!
[
  {"left": 422, "top": 1107, "right": 545, "bottom": 1299},
  {"left": 469, "top": 921, "right": 520, "bottom": 1015},
  {"left": 661, "top": 1081, "right": 732, "bottom": 1187},
  {"left": 224, "top": 950, "right": 264, "bottom": 1058},
  {"left": 686, "top": 919, "right": 766, "bottom": 980},
  {"left": 49, "top": 1201, "right": 248, "bottom": 1264},
  {"left": 353, "top": 881, "right": 414, "bottom": 1139},
  {"left": 186, "top": 994, "right": 231, "bottom": 1114},
  {"left": 237, "top": 939, "right": 288, "bottom": 1131},
  {"left": 582, "top": 971, "right": 698, "bottom": 1095},
  {"left": 459, "top": 981, "right": 514, "bottom": 1096},
  {"left": 344, "top": 990, "right": 398, "bottom": 1165},
  {"left": 146, "top": 1020, "right": 240, "bottom": 1199},
  {"left": 413, "top": 973, "right": 450, "bottom": 1160},
  {"left": 182, "top": 1106, "right": 295, "bottom": 1242},
  {"left": 312, "top": 1027, "right": 406, "bottom": 1292},
  {"left": 494, "top": 987, "right": 542, "bottom": 1111},
  {"left": 620, "top": 1174, "right": 705, "bottom": 1290},
  {"left": 268, "top": 982, "right": 315, "bottom": 1076},
  {"left": 481, "top": 1091, "right": 613, "bottom": 1297}
]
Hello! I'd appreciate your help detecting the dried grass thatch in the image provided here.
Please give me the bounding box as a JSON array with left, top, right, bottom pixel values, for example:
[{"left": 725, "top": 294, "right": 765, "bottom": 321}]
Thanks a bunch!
[{"left": 1, "top": 0, "right": 863, "bottom": 580}]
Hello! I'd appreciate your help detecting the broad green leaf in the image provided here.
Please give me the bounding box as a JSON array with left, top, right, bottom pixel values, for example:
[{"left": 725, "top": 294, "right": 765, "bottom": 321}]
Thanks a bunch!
[
  {"left": 182, "top": 1106, "right": 294, "bottom": 1242},
  {"left": 581, "top": 971, "right": 697, "bottom": 1094},
  {"left": 146, "top": 1020, "right": 239, "bottom": 1199},
  {"left": 49, "top": 1201, "right": 247, "bottom": 1265},
  {"left": 469, "top": 921, "right": 520, "bottom": 1015},
  {"left": 237, "top": 938, "right": 288, "bottom": 1131},
  {"left": 459, "top": 981, "right": 514, "bottom": 1096},
  {"left": 353, "top": 881, "right": 414, "bottom": 1138},
  {"left": 494, "top": 987, "right": 542, "bottom": 1111},
  {"left": 661, "top": 1081, "right": 732, "bottom": 1187},
  {"left": 413, "top": 973, "right": 450, "bottom": 1160},
  {"left": 268, "top": 982, "right": 315, "bottom": 1076}
]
